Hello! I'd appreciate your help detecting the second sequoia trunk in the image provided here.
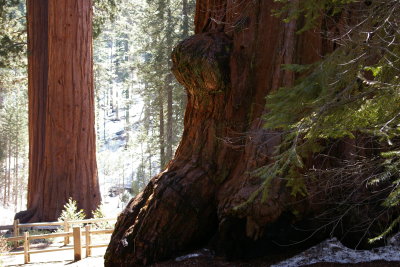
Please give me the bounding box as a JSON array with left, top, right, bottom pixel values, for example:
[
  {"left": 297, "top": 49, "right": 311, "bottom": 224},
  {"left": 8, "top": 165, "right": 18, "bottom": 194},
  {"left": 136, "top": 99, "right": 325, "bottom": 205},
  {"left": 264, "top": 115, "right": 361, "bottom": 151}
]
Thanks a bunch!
[
  {"left": 106, "top": 0, "right": 396, "bottom": 266},
  {"left": 19, "top": 0, "right": 101, "bottom": 222}
]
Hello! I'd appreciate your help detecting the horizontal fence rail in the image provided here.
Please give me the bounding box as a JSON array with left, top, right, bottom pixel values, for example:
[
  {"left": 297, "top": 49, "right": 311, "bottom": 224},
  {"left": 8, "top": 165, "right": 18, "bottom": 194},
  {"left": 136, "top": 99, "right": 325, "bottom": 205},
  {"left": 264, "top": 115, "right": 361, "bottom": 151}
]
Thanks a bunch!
[
  {"left": 19, "top": 221, "right": 64, "bottom": 228},
  {"left": 1, "top": 217, "right": 116, "bottom": 264},
  {"left": 0, "top": 225, "right": 13, "bottom": 231}
]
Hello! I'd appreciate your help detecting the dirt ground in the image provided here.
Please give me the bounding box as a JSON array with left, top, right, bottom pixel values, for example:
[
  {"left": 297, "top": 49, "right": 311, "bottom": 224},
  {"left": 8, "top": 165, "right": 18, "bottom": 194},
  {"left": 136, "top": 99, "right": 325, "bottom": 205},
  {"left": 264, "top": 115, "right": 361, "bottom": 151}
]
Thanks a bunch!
[{"left": 1, "top": 244, "right": 106, "bottom": 267}]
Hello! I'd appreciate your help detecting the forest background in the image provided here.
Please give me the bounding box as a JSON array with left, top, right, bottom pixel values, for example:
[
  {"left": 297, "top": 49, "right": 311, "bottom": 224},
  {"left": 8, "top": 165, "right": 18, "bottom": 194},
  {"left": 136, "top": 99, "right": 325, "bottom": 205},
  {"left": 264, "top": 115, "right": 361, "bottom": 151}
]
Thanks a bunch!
[{"left": 0, "top": 0, "right": 195, "bottom": 216}]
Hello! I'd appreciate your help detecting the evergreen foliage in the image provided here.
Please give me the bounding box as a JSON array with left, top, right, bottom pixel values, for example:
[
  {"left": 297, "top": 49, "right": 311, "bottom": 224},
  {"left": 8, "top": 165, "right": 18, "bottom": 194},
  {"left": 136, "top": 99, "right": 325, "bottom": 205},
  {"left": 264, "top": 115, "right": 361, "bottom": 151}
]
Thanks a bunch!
[
  {"left": 0, "top": 0, "right": 27, "bottom": 209},
  {"left": 58, "top": 198, "right": 86, "bottom": 222},
  {"left": 257, "top": 0, "right": 400, "bottom": 241},
  {"left": 93, "top": 0, "right": 118, "bottom": 38},
  {"left": 0, "top": 0, "right": 116, "bottom": 69},
  {"left": 0, "top": 0, "right": 25, "bottom": 68},
  {"left": 273, "top": 0, "right": 357, "bottom": 33},
  {"left": 92, "top": 203, "right": 113, "bottom": 229},
  {"left": 92, "top": 203, "right": 107, "bottom": 219}
]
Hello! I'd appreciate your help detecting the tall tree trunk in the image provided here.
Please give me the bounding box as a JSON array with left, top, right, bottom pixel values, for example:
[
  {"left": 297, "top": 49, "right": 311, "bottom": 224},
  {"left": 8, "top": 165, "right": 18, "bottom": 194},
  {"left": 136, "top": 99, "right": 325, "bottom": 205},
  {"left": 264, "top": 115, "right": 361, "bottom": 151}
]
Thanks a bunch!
[
  {"left": 105, "top": 1, "right": 391, "bottom": 266},
  {"left": 14, "top": 133, "right": 18, "bottom": 211},
  {"left": 166, "top": 7, "right": 174, "bottom": 162},
  {"left": 166, "top": 73, "right": 173, "bottom": 161},
  {"left": 182, "top": 0, "right": 189, "bottom": 38},
  {"left": 158, "top": 91, "right": 166, "bottom": 168},
  {"left": 20, "top": 144, "right": 26, "bottom": 211},
  {"left": 7, "top": 137, "right": 11, "bottom": 205},
  {"left": 179, "top": 0, "right": 190, "bottom": 110},
  {"left": 18, "top": 0, "right": 101, "bottom": 222}
]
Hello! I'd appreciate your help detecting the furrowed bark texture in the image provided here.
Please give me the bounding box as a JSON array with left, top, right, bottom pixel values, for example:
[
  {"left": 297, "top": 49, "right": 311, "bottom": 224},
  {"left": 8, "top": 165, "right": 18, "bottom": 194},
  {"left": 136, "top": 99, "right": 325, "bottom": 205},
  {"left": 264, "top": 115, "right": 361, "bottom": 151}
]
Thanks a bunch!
[
  {"left": 20, "top": 0, "right": 100, "bottom": 222},
  {"left": 106, "top": 1, "right": 394, "bottom": 265}
]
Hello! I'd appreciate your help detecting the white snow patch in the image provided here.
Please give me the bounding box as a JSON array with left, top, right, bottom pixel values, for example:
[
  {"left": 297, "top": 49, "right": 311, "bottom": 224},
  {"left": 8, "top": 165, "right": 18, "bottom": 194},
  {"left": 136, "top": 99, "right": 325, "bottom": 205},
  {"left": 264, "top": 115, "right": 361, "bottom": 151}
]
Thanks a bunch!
[
  {"left": 0, "top": 206, "right": 16, "bottom": 225},
  {"left": 175, "top": 253, "right": 203, "bottom": 261},
  {"left": 101, "top": 195, "right": 124, "bottom": 218},
  {"left": 272, "top": 236, "right": 400, "bottom": 267},
  {"left": 175, "top": 249, "right": 213, "bottom": 262}
]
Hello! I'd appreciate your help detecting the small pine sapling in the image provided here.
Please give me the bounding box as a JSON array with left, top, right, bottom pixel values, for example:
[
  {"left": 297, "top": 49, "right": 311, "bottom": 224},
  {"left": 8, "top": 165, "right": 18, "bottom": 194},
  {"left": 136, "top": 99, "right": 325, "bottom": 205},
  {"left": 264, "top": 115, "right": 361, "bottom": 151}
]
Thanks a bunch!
[
  {"left": 58, "top": 198, "right": 86, "bottom": 230},
  {"left": 92, "top": 203, "right": 113, "bottom": 229}
]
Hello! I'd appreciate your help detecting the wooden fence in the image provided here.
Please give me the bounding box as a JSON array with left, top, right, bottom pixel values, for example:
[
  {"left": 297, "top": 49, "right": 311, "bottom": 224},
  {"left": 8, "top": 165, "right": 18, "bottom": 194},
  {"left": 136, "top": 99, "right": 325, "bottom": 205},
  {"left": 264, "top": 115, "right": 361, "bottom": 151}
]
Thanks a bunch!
[{"left": 1, "top": 217, "right": 116, "bottom": 264}]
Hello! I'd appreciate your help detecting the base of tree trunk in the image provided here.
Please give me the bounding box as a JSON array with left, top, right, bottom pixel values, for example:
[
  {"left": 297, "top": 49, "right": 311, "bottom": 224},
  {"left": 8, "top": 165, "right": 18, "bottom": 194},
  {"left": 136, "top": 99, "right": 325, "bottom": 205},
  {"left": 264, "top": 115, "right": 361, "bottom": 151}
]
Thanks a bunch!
[
  {"left": 14, "top": 208, "right": 37, "bottom": 223},
  {"left": 105, "top": 162, "right": 396, "bottom": 266}
]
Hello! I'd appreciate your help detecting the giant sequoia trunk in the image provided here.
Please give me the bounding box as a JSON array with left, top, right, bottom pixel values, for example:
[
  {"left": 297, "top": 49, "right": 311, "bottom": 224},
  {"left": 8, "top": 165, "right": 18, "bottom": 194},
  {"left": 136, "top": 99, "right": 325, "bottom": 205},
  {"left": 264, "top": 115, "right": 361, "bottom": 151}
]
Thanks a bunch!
[
  {"left": 18, "top": 0, "right": 101, "bottom": 222},
  {"left": 106, "top": 1, "right": 395, "bottom": 266}
]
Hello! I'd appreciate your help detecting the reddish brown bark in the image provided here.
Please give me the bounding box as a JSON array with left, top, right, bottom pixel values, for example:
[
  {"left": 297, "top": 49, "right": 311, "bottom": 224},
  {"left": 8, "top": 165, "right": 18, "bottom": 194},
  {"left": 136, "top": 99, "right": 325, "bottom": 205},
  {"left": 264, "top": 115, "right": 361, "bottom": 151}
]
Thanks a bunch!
[
  {"left": 18, "top": 0, "right": 100, "bottom": 222},
  {"left": 105, "top": 1, "right": 394, "bottom": 266}
]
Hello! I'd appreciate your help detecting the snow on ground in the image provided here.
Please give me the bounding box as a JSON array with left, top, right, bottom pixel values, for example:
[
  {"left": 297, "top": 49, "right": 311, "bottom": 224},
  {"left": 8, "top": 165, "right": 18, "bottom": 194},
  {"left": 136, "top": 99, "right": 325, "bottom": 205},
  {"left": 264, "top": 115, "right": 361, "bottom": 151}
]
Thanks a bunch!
[
  {"left": 102, "top": 195, "right": 124, "bottom": 218},
  {"left": 172, "top": 234, "right": 400, "bottom": 267},
  {"left": 98, "top": 118, "right": 126, "bottom": 153},
  {"left": 271, "top": 235, "right": 400, "bottom": 267},
  {"left": 175, "top": 249, "right": 213, "bottom": 262},
  {"left": 0, "top": 206, "right": 16, "bottom": 226},
  {"left": 97, "top": 105, "right": 145, "bottom": 205}
]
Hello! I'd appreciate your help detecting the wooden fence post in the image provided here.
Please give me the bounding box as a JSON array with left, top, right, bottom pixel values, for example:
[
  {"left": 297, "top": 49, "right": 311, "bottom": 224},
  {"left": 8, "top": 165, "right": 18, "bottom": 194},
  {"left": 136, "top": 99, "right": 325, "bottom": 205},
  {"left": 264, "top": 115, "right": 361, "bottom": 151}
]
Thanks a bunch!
[
  {"left": 64, "top": 220, "right": 70, "bottom": 245},
  {"left": 13, "top": 219, "right": 19, "bottom": 247},
  {"left": 24, "top": 231, "right": 30, "bottom": 264},
  {"left": 16, "top": 219, "right": 20, "bottom": 238},
  {"left": 85, "top": 225, "right": 91, "bottom": 257},
  {"left": 73, "top": 227, "right": 82, "bottom": 261}
]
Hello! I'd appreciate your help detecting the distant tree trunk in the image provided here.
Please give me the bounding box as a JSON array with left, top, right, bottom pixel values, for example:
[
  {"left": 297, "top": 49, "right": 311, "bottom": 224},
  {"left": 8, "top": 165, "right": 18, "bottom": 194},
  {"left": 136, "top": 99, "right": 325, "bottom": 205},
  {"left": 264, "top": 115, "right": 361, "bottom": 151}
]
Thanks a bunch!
[
  {"left": 165, "top": 74, "right": 173, "bottom": 161},
  {"left": 156, "top": 0, "right": 167, "bottom": 169},
  {"left": 103, "top": 91, "right": 107, "bottom": 141},
  {"left": 182, "top": 0, "right": 189, "bottom": 38},
  {"left": 13, "top": 134, "right": 18, "bottom": 211},
  {"left": 125, "top": 84, "right": 130, "bottom": 125},
  {"left": 115, "top": 93, "right": 119, "bottom": 120},
  {"left": 3, "top": 138, "right": 10, "bottom": 206},
  {"left": 148, "top": 152, "right": 152, "bottom": 178},
  {"left": 19, "top": 145, "right": 26, "bottom": 211},
  {"left": 166, "top": 7, "right": 174, "bottom": 162},
  {"left": 105, "top": 1, "right": 391, "bottom": 266},
  {"left": 179, "top": 0, "right": 190, "bottom": 110},
  {"left": 7, "top": 138, "right": 11, "bottom": 205},
  {"left": 158, "top": 88, "right": 166, "bottom": 168},
  {"left": 18, "top": 0, "right": 101, "bottom": 222}
]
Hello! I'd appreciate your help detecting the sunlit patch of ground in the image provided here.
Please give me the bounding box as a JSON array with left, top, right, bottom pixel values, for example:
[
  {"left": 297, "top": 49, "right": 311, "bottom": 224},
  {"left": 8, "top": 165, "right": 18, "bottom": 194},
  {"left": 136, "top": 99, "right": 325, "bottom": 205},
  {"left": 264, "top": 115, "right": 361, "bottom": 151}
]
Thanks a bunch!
[
  {"left": 0, "top": 207, "right": 17, "bottom": 226},
  {"left": 1, "top": 243, "right": 106, "bottom": 267}
]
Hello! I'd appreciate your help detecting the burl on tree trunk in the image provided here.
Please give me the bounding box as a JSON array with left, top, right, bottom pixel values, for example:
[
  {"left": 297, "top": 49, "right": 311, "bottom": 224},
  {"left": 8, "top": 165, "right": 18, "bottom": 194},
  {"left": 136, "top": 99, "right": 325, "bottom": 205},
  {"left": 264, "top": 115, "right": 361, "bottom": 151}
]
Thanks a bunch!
[
  {"left": 106, "top": 1, "right": 396, "bottom": 265},
  {"left": 17, "top": 0, "right": 101, "bottom": 222}
]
